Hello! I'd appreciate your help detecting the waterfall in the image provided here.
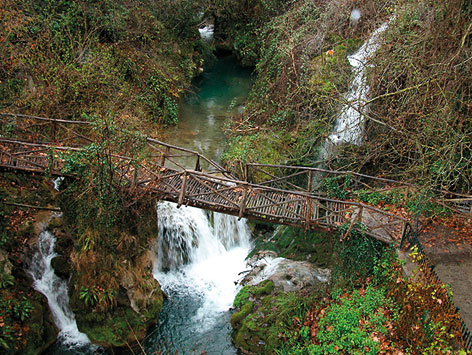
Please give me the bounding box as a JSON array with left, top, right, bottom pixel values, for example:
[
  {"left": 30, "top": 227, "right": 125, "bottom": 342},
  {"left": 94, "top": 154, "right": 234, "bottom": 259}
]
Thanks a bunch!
[
  {"left": 53, "top": 177, "right": 64, "bottom": 191},
  {"left": 320, "top": 21, "right": 390, "bottom": 161},
  {"left": 153, "top": 201, "right": 251, "bottom": 330},
  {"left": 28, "top": 230, "right": 91, "bottom": 347},
  {"left": 199, "top": 24, "right": 214, "bottom": 42}
]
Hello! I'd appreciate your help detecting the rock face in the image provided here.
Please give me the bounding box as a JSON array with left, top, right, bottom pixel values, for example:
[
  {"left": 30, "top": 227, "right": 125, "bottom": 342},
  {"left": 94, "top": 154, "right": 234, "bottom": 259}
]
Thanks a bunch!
[
  {"left": 71, "top": 247, "right": 164, "bottom": 348},
  {"left": 241, "top": 251, "right": 331, "bottom": 292},
  {"left": 0, "top": 249, "right": 13, "bottom": 275}
]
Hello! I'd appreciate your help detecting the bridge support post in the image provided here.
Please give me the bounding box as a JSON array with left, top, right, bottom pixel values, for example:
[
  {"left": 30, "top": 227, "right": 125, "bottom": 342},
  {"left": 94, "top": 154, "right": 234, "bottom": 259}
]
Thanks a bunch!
[
  {"left": 238, "top": 184, "right": 248, "bottom": 220},
  {"left": 304, "top": 171, "right": 313, "bottom": 230},
  {"left": 244, "top": 164, "right": 249, "bottom": 182},
  {"left": 160, "top": 147, "right": 170, "bottom": 167},
  {"left": 195, "top": 156, "right": 201, "bottom": 172},
  {"left": 177, "top": 172, "right": 187, "bottom": 208}
]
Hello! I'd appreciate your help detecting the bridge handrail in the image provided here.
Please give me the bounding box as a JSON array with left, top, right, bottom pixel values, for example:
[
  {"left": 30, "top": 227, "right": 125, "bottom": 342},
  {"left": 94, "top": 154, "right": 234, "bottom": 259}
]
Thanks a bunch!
[
  {"left": 2, "top": 112, "right": 470, "bottom": 216},
  {"left": 0, "top": 112, "right": 232, "bottom": 178},
  {"left": 0, "top": 138, "right": 409, "bottom": 224},
  {"left": 245, "top": 162, "right": 472, "bottom": 217},
  {"left": 184, "top": 169, "right": 410, "bottom": 223}
]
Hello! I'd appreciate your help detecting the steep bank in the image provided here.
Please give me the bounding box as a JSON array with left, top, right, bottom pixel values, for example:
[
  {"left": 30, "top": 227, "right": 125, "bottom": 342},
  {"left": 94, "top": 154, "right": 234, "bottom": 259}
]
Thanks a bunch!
[
  {"left": 56, "top": 180, "right": 164, "bottom": 348},
  {"left": 218, "top": 0, "right": 472, "bottom": 193},
  {"left": 0, "top": 170, "right": 164, "bottom": 351},
  {"left": 0, "top": 172, "right": 59, "bottom": 353},
  {"left": 0, "top": 0, "right": 211, "bottom": 131}
]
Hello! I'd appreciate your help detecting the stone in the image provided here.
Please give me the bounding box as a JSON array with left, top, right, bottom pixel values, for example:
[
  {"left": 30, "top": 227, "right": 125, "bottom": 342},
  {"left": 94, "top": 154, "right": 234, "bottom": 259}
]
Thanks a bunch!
[
  {"left": 0, "top": 249, "right": 13, "bottom": 275},
  {"left": 51, "top": 255, "right": 70, "bottom": 279},
  {"left": 242, "top": 252, "right": 330, "bottom": 292}
]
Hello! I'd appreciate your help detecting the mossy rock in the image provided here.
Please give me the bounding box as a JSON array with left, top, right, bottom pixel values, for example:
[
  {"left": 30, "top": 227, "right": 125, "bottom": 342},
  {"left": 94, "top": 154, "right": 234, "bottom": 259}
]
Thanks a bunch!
[
  {"left": 248, "top": 225, "right": 335, "bottom": 267},
  {"left": 72, "top": 277, "right": 163, "bottom": 348},
  {"left": 11, "top": 295, "right": 58, "bottom": 355},
  {"left": 230, "top": 281, "right": 282, "bottom": 354},
  {"left": 47, "top": 217, "right": 63, "bottom": 229},
  {"left": 231, "top": 279, "right": 323, "bottom": 354},
  {"left": 51, "top": 255, "right": 70, "bottom": 279}
]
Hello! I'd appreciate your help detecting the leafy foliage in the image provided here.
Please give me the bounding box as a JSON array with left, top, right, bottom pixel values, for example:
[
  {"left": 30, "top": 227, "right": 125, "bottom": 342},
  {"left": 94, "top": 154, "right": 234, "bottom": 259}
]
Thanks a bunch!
[
  {"left": 0, "top": 274, "right": 14, "bottom": 289},
  {"left": 334, "top": 223, "right": 385, "bottom": 286},
  {"left": 296, "top": 286, "right": 397, "bottom": 355},
  {"left": 0, "top": 0, "right": 209, "bottom": 126}
]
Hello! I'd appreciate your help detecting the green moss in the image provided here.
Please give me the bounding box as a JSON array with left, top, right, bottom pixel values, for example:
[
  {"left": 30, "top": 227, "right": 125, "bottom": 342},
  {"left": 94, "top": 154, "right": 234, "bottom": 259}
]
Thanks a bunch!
[
  {"left": 233, "top": 285, "right": 252, "bottom": 308},
  {"left": 249, "top": 225, "right": 335, "bottom": 267},
  {"left": 77, "top": 303, "right": 162, "bottom": 348},
  {"left": 231, "top": 301, "right": 253, "bottom": 329},
  {"left": 231, "top": 281, "right": 320, "bottom": 354},
  {"left": 254, "top": 280, "right": 274, "bottom": 296}
]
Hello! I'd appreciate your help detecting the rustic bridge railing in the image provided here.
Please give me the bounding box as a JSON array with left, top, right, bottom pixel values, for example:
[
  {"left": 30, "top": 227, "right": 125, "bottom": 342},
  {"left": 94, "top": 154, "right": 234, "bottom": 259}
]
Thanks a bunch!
[
  {"left": 0, "top": 136, "right": 409, "bottom": 244},
  {"left": 0, "top": 112, "right": 233, "bottom": 178},
  {"left": 245, "top": 163, "right": 472, "bottom": 218},
  {"left": 1, "top": 112, "right": 471, "bottom": 243}
]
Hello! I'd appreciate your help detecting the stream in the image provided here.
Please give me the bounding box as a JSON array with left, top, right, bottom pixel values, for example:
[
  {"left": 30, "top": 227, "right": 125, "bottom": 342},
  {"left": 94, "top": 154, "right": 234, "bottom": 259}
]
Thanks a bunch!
[{"left": 145, "top": 56, "right": 253, "bottom": 354}]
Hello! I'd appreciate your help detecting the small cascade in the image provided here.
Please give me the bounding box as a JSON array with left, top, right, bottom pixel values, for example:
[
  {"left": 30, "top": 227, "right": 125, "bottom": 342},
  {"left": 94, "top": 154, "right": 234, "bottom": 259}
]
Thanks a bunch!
[
  {"left": 198, "top": 24, "right": 214, "bottom": 42},
  {"left": 320, "top": 20, "right": 390, "bottom": 162},
  {"left": 29, "top": 230, "right": 90, "bottom": 347},
  {"left": 52, "top": 177, "right": 64, "bottom": 191},
  {"left": 150, "top": 201, "right": 251, "bottom": 353}
]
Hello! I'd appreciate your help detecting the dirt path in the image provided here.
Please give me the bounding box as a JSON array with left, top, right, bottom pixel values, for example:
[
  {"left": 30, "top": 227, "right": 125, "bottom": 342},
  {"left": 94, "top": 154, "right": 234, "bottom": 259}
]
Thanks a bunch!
[{"left": 418, "top": 223, "right": 472, "bottom": 332}]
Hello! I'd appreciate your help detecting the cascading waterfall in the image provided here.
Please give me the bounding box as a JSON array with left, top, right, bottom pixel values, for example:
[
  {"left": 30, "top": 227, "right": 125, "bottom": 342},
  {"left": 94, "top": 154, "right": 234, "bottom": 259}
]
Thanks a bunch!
[
  {"left": 320, "top": 20, "right": 390, "bottom": 161},
  {"left": 29, "top": 230, "right": 90, "bottom": 348},
  {"left": 199, "top": 24, "right": 214, "bottom": 42},
  {"left": 149, "top": 201, "right": 251, "bottom": 353}
]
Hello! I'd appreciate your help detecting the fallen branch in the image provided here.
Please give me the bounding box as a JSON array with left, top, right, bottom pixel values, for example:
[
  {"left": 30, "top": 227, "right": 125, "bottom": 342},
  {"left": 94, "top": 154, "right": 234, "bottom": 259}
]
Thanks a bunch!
[{"left": 1, "top": 201, "right": 61, "bottom": 212}]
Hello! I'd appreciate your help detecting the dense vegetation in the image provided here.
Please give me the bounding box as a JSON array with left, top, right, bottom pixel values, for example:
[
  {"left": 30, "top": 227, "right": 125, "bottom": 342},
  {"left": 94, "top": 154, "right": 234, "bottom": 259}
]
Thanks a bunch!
[
  {"left": 1, "top": 0, "right": 471, "bottom": 352},
  {"left": 0, "top": 0, "right": 214, "bottom": 349},
  {"left": 231, "top": 227, "right": 467, "bottom": 354},
  {"left": 220, "top": 0, "right": 472, "bottom": 194},
  {"left": 0, "top": 0, "right": 212, "bottom": 128},
  {"left": 0, "top": 173, "right": 57, "bottom": 353}
]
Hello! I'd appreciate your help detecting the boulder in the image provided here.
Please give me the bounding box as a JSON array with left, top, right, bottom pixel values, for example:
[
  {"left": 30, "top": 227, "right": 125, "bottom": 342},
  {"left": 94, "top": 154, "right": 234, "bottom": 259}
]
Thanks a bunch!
[
  {"left": 241, "top": 252, "right": 330, "bottom": 292},
  {"left": 0, "top": 249, "right": 13, "bottom": 275},
  {"left": 51, "top": 255, "right": 70, "bottom": 279}
]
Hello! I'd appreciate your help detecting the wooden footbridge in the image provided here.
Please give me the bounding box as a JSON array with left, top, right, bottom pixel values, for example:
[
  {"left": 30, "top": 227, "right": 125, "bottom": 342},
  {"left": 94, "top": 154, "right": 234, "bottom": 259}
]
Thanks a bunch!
[{"left": 1, "top": 113, "right": 471, "bottom": 244}]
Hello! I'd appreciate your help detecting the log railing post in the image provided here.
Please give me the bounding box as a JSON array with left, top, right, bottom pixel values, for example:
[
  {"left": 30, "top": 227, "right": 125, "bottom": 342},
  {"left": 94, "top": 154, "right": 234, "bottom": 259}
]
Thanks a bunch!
[
  {"left": 307, "top": 170, "right": 313, "bottom": 193},
  {"left": 177, "top": 171, "right": 187, "bottom": 208},
  {"left": 304, "top": 171, "right": 314, "bottom": 229},
  {"left": 160, "top": 146, "right": 170, "bottom": 167},
  {"left": 244, "top": 164, "right": 249, "bottom": 182},
  {"left": 238, "top": 184, "right": 248, "bottom": 220},
  {"left": 195, "top": 155, "right": 201, "bottom": 172}
]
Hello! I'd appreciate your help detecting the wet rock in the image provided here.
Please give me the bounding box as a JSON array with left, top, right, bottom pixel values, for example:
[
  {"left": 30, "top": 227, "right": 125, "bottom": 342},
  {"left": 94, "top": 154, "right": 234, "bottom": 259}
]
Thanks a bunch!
[
  {"left": 0, "top": 249, "right": 13, "bottom": 275},
  {"left": 241, "top": 252, "right": 330, "bottom": 292},
  {"left": 51, "top": 255, "right": 70, "bottom": 279}
]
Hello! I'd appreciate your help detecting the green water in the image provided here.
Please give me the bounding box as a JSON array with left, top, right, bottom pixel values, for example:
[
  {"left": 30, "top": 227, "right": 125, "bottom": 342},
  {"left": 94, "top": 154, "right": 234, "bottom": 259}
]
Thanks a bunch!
[{"left": 163, "top": 56, "right": 253, "bottom": 164}]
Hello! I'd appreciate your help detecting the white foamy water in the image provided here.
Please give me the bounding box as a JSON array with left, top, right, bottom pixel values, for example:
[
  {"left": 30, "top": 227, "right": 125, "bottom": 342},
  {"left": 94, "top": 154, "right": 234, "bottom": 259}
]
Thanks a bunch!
[
  {"left": 53, "top": 177, "right": 64, "bottom": 191},
  {"left": 153, "top": 201, "right": 251, "bottom": 330},
  {"left": 29, "top": 231, "right": 90, "bottom": 347},
  {"left": 329, "top": 21, "right": 390, "bottom": 145},
  {"left": 199, "top": 24, "right": 214, "bottom": 42}
]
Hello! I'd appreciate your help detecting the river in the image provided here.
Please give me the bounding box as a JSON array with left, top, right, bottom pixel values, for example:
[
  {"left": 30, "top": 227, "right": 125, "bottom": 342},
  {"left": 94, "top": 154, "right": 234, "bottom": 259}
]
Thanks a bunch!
[{"left": 145, "top": 56, "right": 253, "bottom": 354}]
